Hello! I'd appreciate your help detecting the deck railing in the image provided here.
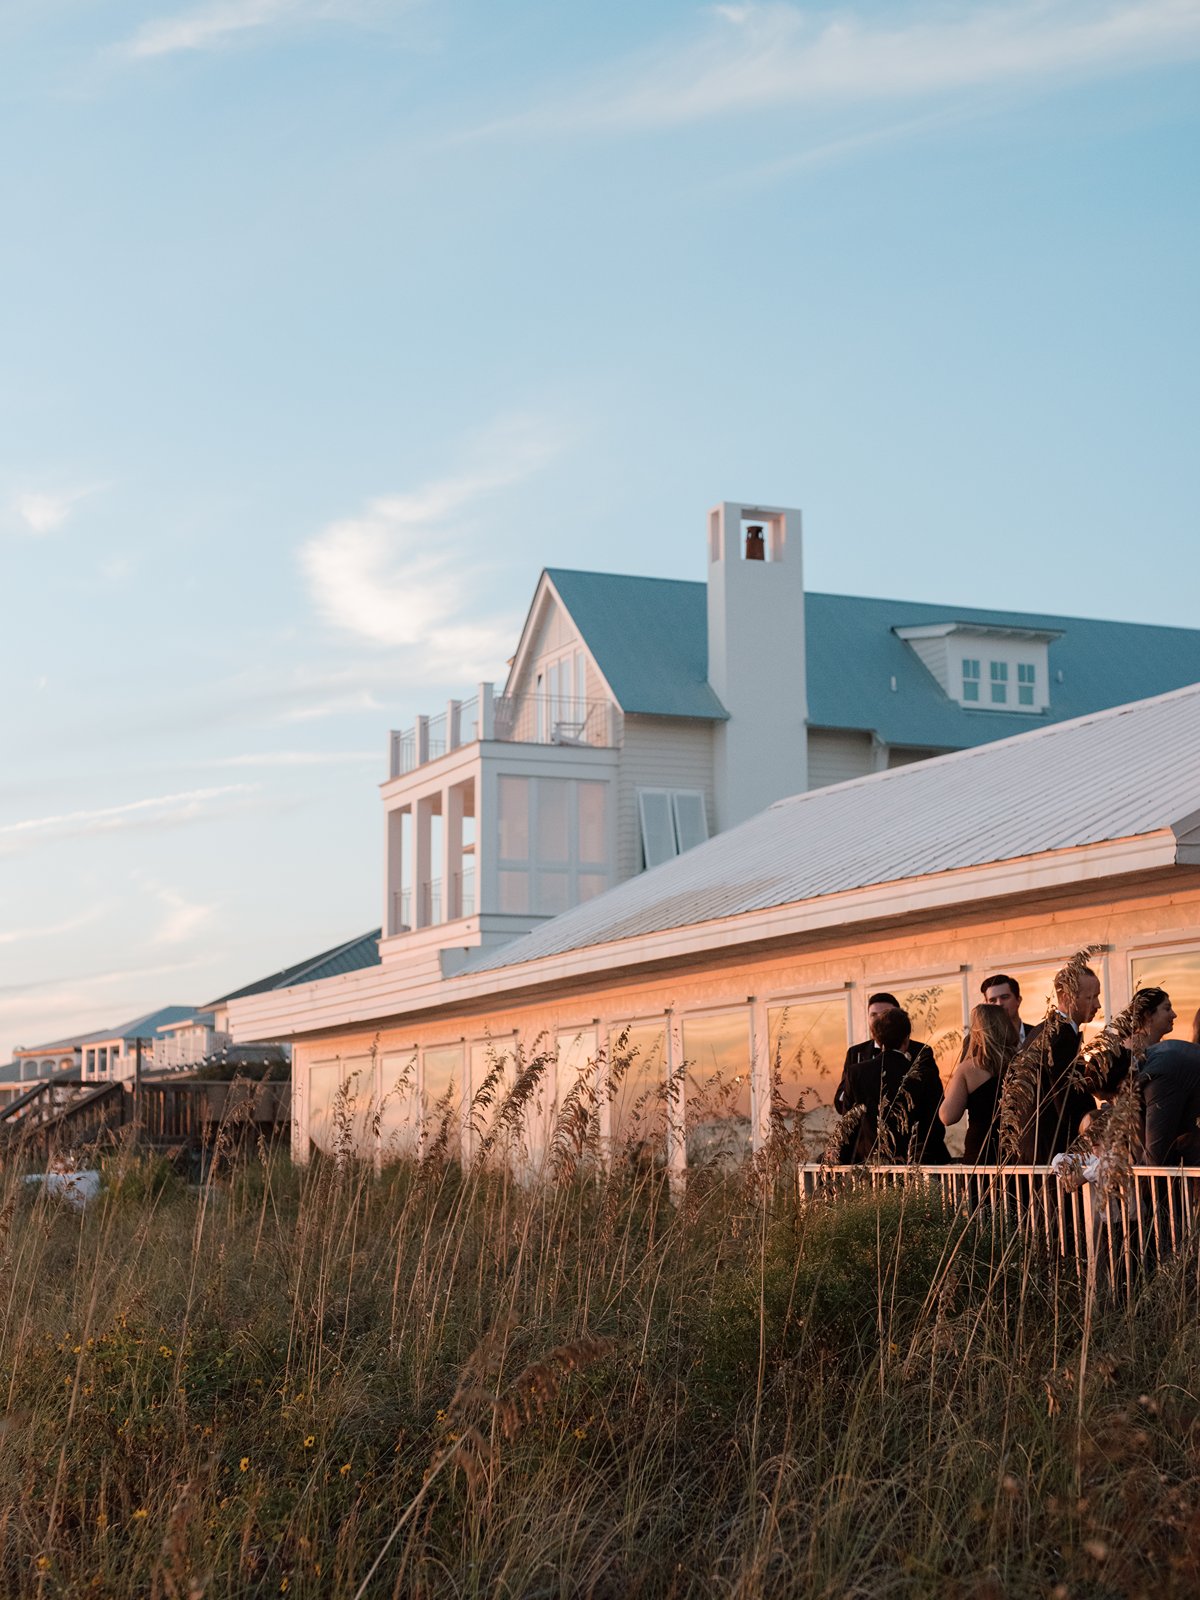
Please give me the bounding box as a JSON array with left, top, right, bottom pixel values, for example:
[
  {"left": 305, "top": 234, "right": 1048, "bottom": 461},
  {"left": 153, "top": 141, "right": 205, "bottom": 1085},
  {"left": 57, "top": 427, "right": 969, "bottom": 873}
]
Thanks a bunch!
[
  {"left": 805, "top": 1163, "right": 1200, "bottom": 1297},
  {"left": 389, "top": 684, "right": 616, "bottom": 778}
]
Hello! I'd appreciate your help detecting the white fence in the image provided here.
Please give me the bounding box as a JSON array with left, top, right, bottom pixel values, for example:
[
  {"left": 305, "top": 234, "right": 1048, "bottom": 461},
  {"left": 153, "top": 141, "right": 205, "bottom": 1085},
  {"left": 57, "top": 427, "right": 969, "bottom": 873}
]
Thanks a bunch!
[{"left": 803, "top": 1163, "right": 1200, "bottom": 1294}]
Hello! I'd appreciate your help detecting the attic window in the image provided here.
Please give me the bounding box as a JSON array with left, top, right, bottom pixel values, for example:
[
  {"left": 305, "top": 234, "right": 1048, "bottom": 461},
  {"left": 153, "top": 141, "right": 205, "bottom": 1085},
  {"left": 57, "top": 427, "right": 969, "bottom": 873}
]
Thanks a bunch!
[{"left": 962, "top": 659, "right": 980, "bottom": 702}]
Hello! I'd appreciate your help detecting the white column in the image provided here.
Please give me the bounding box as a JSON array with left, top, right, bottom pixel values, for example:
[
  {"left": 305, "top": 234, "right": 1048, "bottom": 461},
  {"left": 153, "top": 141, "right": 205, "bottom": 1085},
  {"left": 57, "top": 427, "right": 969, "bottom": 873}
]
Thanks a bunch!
[
  {"left": 443, "top": 783, "right": 464, "bottom": 921},
  {"left": 415, "top": 795, "right": 433, "bottom": 927}
]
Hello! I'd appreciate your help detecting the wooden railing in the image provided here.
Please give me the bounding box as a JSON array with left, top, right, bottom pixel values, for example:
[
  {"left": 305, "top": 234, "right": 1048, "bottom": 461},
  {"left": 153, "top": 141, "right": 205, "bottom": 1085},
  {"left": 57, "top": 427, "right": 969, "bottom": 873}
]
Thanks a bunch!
[{"left": 0, "top": 1078, "right": 290, "bottom": 1165}]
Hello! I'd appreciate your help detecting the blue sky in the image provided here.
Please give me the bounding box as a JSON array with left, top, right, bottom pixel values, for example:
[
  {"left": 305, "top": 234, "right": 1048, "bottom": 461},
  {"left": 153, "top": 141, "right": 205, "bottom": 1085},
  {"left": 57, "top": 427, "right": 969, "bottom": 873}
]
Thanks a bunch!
[{"left": 2, "top": 0, "right": 1198, "bottom": 1059}]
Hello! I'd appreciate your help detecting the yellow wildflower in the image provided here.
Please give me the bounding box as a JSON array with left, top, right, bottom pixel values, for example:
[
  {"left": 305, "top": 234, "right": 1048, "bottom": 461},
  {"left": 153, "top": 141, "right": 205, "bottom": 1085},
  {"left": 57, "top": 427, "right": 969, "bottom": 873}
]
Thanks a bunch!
[
  {"left": 159, "top": 1345, "right": 173, "bottom": 1358},
  {"left": 303, "top": 1436, "right": 315, "bottom": 1449},
  {"left": 339, "top": 1462, "right": 351, "bottom": 1476},
  {"left": 239, "top": 1458, "right": 250, "bottom": 1473},
  {"left": 131, "top": 1509, "right": 149, "bottom": 1521}
]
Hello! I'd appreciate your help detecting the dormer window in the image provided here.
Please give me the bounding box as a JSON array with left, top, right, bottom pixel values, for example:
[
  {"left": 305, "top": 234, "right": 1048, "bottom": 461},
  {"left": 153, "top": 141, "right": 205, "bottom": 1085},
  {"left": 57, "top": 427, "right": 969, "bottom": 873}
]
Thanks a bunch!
[{"left": 894, "top": 621, "right": 1062, "bottom": 714}]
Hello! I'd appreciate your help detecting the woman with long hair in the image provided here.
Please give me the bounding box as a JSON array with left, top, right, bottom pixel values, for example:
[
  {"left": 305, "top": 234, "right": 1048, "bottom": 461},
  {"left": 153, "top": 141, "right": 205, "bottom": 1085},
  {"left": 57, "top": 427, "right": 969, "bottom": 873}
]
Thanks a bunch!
[{"left": 940, "top": 1004, "right": 1019, "bottom": 1163}]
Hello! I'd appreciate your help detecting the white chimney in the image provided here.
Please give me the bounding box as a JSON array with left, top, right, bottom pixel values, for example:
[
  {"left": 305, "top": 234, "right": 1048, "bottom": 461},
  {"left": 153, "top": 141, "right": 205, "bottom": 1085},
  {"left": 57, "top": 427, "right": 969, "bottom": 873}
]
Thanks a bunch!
[{"left": 706, "top": 501, "right": 808, "bottom": 830}]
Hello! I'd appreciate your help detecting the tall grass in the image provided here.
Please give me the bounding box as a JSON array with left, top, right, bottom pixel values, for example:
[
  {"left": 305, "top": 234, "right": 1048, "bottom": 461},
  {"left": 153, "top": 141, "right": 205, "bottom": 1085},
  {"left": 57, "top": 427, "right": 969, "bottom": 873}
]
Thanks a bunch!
[{"left": 4, "top": 1109, "right": 1200, "bottom": 1595}]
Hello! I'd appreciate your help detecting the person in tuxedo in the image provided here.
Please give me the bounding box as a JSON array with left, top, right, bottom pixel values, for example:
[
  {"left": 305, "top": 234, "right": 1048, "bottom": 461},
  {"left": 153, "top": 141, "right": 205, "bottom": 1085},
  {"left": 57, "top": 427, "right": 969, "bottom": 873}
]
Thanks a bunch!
[
  {"left": 836, "top": 1006, "right": 948, "bottom": 1164},
  {"left": 957, "top": 973, "right": 1031, "bottom": 1062},
  {"left": 1141, "top": 1014, "right": 1200, "bottom": 1163},
  {"left": 835, "top": 993, "right": 929, "bottom": 1114},
  {"left": 1014, "top": 964, "right": 1101, "bottom": 1162}
]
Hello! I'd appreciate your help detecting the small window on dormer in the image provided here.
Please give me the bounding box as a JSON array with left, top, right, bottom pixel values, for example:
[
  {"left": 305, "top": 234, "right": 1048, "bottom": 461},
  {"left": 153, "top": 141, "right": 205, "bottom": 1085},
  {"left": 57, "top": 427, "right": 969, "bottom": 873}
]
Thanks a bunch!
[
  {"left": 962, "top": 659, "right": 980, "bottom": 702},
  {"left": 1017, "top": 662, "right": 1035, "bottom": 706},
  {"left": 990, "top": 661, "right": 1008, "bottom": 704}
]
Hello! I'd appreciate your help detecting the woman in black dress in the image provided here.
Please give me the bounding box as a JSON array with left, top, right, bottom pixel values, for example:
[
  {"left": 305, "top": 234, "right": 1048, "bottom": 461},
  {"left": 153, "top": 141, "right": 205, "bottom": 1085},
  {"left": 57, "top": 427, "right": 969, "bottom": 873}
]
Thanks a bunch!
[{"left": 939, "top": 1004, "right": 1018, "bottom": 1163}]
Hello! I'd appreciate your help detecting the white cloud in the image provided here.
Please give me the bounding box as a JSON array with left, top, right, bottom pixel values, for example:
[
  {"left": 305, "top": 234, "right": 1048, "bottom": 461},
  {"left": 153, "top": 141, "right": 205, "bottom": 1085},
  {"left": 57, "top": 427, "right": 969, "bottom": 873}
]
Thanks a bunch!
[
  {"left": 207, "top": 749, "right": 380, "bottom": 766},
  {"left": 121, "top": 0, "right": 380, "bottom": 59},
  {"left": 298, "top": 413, "right": 561, "bottom": 672},
  {"left": 150, "top": 885, "right": 215, "bottom": 945},
  {"left": 0, "top": 909, "right": 106, "bottom": 948},
  {"left": 493, "top": 0, "right": 1200, "bottom": 133},
  {"left": 0, "top": 784, "right": 258, "bottom": 854},
  {"left": 10, "top": 484, "right": 103, "bottom": 536}
]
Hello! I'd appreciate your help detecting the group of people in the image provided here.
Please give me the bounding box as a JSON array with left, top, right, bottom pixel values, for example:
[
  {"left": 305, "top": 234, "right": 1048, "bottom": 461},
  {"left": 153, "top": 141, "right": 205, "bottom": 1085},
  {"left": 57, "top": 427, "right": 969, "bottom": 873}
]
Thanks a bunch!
[{"left": 833, "top": 967, "right": 1200, "bottom": 1167}]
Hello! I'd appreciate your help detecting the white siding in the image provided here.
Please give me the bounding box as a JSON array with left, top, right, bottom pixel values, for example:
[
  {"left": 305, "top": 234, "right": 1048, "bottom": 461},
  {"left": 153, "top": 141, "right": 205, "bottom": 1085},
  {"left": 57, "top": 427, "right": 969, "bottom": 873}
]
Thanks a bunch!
[
  {"left": 887, "top": 745, "right": 945, "bottom": 770},
  {"left": 807, "top": 729, "right": 874, "bottom": 789},
  {"left": 616, "top": 717, "right": 715, "bottom": 881}
]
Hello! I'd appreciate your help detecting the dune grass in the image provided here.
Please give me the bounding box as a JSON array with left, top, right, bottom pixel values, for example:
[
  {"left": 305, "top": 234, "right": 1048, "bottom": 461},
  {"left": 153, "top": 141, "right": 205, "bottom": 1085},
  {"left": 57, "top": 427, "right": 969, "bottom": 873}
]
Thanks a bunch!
[{"left": 3, "top": 1135, "right": 1200, "bottom": 1598}]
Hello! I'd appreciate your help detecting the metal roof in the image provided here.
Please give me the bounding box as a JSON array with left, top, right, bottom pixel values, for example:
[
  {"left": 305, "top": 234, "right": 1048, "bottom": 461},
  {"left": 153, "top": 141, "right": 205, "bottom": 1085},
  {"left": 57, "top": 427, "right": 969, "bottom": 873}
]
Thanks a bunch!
[
  {"left": 209, "top": 930, "right": 381, "bottom": 1004},
  {"left": 465, "top": 681, "right": 1200, "bottom": 974},
  {"left": 16, "top": 1005, "right": 201, "bottom": 1056},
  {"left": 543, "top": 567, "right": 1200, "bottom": 742}
]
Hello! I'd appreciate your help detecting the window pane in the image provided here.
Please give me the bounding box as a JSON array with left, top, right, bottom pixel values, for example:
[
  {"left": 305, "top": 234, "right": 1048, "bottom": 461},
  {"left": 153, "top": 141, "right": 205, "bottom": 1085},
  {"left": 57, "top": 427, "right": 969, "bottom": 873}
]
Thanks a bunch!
[
  {"left": 990, "top": 661, "right": 1008, "bottom": 681},
  {"left": 768, "top": 996, "right": 848, "bottom": 1155},
  {"left": 682, "top": 1011, "right": 751, "bottom": 1166},
  {"left": 897, "top": 981, "right": 964, "bottom": 1072},
  {"left": 341, "top": 1059, "right": 376, "bottom": 1158},
  {"left": 672, "top": 791, "right": 709, "bottom": 855},
  {"left": 638, "top": 790, "right": 677, "bottom": 869},
  {"left": 991, "top": 682, "right": 1007, "bottom": 704},
  {"left": 309, "top": 1063, "right": 340, "bottom": 1156},
  {"left": 1132, "top": 950, "right": 1200, "bottom": 1043},
  {"left": 963, "top": 680, "right": 979, "bottom": 702},
  {"left": 577, "top": 781, "right": 607, "bottom": 865},
  {"left": 498, "top": 869, "right": 530, "bottom": 913},
  {"left": 538, "top": 778, "right": 570, "bottom": 864},
  {"left": 529, "top": 1028, "right": 599, "bottom": 1169},
  {"left": 469, "top": 1039, "right": 512, "bottom": 1146},
  {"left": 578, "top": 872, "right": 607, "bottom": 902},
  {"left": 1018, "top": 685, "right": 1034, "bottom": 705},
  {"left": 536, "top": 869, "right": 570, "bottom": 916},
  {"left": 609, "top": 1022, "right": 668, "bottom": 1156},
  {"left": 498, "top": 775, "right": 530, "bottom": 861},
  {"left": 379, "top": 1051, "right": 419, "bottom": 1159},
  {"left": 422, "top": 1046, "right": 462, "bottom": 1114}
]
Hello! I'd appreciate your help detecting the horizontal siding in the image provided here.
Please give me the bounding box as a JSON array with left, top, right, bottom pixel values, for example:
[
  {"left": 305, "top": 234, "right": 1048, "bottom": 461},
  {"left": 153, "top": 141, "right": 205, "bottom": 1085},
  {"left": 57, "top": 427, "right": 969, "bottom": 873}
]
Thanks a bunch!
[
  {"left": 887, "top": 745, "right": 945, "bottom": 770},
  {"left": 807, "top": 729, "right": 875, "bottom": 789},
  {"left": 616, "top": 717, "right": 715, "bottom": 881}
]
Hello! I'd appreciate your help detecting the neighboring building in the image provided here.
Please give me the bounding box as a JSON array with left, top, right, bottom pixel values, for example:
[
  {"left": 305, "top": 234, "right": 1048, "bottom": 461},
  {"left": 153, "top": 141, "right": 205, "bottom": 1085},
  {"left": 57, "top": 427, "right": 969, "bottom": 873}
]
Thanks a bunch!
[
  {"left": 375, "top": 501, "right": 1200, "bottom": 984},
  {"left": 226, "top": 681, "right": 1200, "bottom": 1165},
  {"left": 11, "top": 1007, "right": 200, "bottom": 1086},
  {"left": 0, "top": 1055, "right": 77, "bottom": 1109}
]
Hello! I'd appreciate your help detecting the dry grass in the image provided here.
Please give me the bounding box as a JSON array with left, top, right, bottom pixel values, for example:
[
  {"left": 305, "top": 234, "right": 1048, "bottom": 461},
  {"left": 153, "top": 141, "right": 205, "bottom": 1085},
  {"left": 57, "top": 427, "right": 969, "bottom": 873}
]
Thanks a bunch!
[{"left": 4, "top": 1102, "right": 1200, "bottom": 1597}]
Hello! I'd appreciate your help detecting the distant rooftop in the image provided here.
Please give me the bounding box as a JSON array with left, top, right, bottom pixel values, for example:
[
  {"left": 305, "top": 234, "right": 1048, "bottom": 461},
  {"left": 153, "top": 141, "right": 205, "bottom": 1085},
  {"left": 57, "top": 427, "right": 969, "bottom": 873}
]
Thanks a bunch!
[{"left": 209, "top": 930, "right": 381, "bottom": 1005}]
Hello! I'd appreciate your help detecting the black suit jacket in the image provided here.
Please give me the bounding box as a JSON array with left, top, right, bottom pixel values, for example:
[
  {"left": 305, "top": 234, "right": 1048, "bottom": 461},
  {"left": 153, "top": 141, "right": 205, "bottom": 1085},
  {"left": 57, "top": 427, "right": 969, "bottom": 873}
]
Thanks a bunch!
[
  {"left": 835, "top": 1038, "right": 929, "bottom": 1114},
  {"left": 836, "top": 1044, "right": 948, "bottom": 1164},
  {"left": 1015, "top": 1017, "right": 1094, "bottom": 1163},
  {"left": 1140, "top": 1041, "right": 1200, "bottom": 1165}
]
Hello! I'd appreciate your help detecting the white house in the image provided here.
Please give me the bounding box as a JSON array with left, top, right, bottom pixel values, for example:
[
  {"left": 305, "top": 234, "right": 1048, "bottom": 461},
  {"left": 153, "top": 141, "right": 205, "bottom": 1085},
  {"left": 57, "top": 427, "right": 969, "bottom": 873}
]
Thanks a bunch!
[{"left": 229, "top": 675, "right": 1200, "bottom": 1166}]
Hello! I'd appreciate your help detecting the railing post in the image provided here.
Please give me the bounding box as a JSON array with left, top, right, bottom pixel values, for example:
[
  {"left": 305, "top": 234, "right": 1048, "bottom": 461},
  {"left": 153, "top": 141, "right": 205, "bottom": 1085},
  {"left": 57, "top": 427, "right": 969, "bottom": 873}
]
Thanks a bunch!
[
  {"left": 416, "top": 716, "right": 430, "bottom": 767},
  {"left": 478, "top": 683, "right": 494, "bottom": 741},
  {"left": 448, "top": 699, "right": 462, "bottom": 751}
]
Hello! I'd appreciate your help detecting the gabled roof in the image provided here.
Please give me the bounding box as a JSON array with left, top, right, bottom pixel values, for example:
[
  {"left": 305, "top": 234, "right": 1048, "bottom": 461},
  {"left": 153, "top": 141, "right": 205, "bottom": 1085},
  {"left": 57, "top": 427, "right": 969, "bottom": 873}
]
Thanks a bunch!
[
  {"left": 209, "top": 930, "right": 381, "bottom": 1004},
  {"left": 464, "top": 681, "right": 1200, "bottom": 974},
  {"left": 544, "top": 570, "right": 728, "bottom": 721},
  {"left": 540, "top": 567, "right": 1200, "bottom": 742}
]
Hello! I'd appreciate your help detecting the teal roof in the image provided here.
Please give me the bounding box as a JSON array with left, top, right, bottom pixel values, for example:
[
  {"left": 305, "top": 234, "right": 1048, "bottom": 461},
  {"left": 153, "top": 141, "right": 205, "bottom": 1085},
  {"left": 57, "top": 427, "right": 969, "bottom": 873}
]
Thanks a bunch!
[
  {"left": 210, "top": 930, "right": 381, "bottom": 1004},
  {"left": 545, "top": 567, "right": 1200, "bottom": 747},
  {"left": 545, "top": 570, "right": 727, "bottom": 721},
  {"left": 807, "top": 593, "right": 1200, "bottom": 750}
]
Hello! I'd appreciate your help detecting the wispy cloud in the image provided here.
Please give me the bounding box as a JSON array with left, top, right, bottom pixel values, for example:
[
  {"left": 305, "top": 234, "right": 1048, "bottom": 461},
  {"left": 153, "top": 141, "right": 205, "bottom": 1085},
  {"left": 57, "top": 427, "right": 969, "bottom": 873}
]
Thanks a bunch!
[
  {"left": 491, "top": 0, "right": 1200, "bottom": 134},
  {"left": 0, "top": 909, "right": 106, "bottom": 948},
  {"left": 8, "top": 483, "right": 104, "bottom": 536},
  {"left": 150, "top": 885, "right": 215, "bottom": 945},
  {"left": 207, "top": 749, "right": 380, "bottom": 767},
  {"left": 121, "top": 0, "right": 380, "bottom": 59},
  {"left": 0, "top": 784, "right": 259, "bottom": 854},
  {"left": 298, "top": 413, "right": 562, "bottom": 672}
]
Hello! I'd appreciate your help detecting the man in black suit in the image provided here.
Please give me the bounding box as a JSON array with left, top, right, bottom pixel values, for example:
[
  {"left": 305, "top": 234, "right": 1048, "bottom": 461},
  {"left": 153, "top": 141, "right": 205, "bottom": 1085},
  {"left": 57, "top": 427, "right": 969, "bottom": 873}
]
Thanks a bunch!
[
  {"left": 1015, "top": 964, "right": 1101, "bottom": 1162},
  {"left": 836, "top": 1006, "right": 948, "bottom": 1164},
  {"left": 981, "top": 973, "right": 1031, "bottom": 1047},
  {"left": 835, "top": 993, "right": 929, "bottom": 1114}
]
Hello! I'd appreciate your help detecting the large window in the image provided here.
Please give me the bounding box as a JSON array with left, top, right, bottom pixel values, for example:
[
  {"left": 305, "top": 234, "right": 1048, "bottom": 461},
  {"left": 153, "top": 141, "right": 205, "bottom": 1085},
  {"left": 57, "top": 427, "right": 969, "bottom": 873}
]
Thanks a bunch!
[
  {"left": 378, "top": 1051, "right": 420, "bottom": 1160},
  {"left": 421, "top": 1045, "right": 463, "bottom": 1156},
  {"left": 682, "top": 1011, "right": 752, "bottom": 1166},
  {"left": 989, "top": 661, "right": 1009, "bottom": 704},
  {"left": 1132, "top": 949, "right": 1200, "bottom": 1043},
  {"left": 529, "top": 1028, "right": 599, "bottom": 1167},
  {"left": 1017, "top": 662, "right": 1036, "bottom": 707},
  {"left": 637, "top": 789, "right": 709, "bottom": 870},
  {"left": 962, "top": 659, "right": 981, "bottom": 702},
  {"left": 608, "top": 1020, "right": 668, "bottom": 1158},
  {"left": 497, "top": 776, "right": 610, "bottom": 915},
  {"left": 767, "top": 994, "right": 849, "bottom": 1155}
]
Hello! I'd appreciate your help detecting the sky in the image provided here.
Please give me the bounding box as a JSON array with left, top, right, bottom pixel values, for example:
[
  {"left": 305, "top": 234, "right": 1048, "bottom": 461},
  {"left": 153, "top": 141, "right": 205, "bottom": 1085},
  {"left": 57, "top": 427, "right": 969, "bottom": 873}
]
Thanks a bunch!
[{"left": 2, "top": 0, "right": 1198, "bottom": 1060}]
